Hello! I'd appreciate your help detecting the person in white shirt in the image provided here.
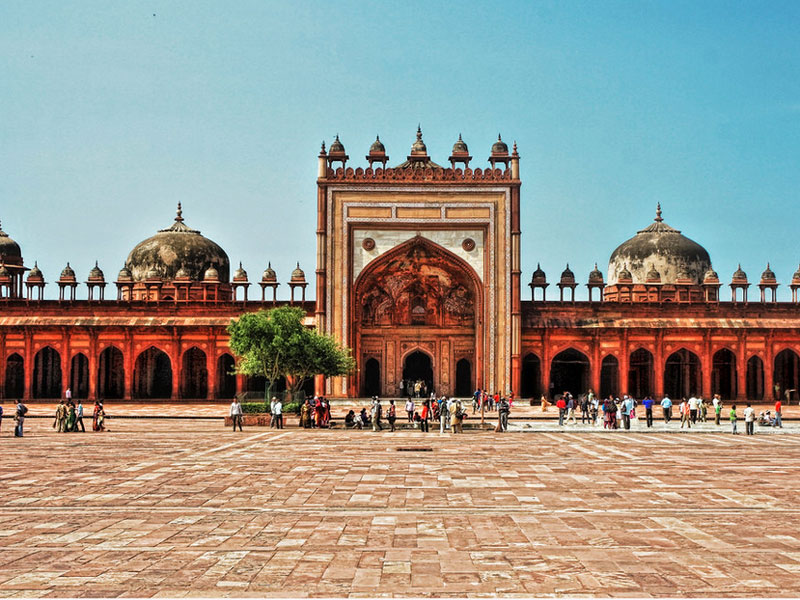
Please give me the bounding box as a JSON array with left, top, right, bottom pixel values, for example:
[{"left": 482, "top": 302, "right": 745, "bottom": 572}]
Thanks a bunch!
[
  {"left": 230, "top": 398, "right": 243, "bottom": 432},
  {"left": 744, "top": 403, "right": 755, "bottom": 435},
  {"left": 405, "top": 398, "right": 415, "bottom": 423},
  {"left": 273, "top": 398, "right": 283, "bottom": 429},
  {"left": 688, "top": 396, "right": 699, "bottom": 423}
]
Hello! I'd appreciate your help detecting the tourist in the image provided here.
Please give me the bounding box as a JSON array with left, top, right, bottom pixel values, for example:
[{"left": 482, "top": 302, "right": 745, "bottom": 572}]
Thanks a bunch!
[
  {"left": 714, "top": 396, "right": 723, "bottom": 426},
  {"left": 96, "top": 403, "right": 106, "bottom": 431},
  {"left": 14, "top": 400, "right": 27, "bottom": 437},
  {"left": 405, "top": 398, "right": 414, "bottom": 423},
  {"left": 300, "top": 400, "right": 311, "bottom": 428},
  {"left": 75, "top": 399, "right": 85, "bottom": 432},
  {"left": 273, "top": 397, "right": 283, "bottom": 429},
  {"left": 540, "top": 394, "right": 550, "bottom": 412},
  {"left": 472, "top": 390, "right": 479, "bottom": 414},
  {"left": 54, "top": 400, "right": 67, "bottom": 433},
  {"left": 65, "top": 401, "right": 77, "bottom": 432},
  {"left": 699, "top": 396, "right": 707, "bottom": 422},
  {"left": 420, "top": 400, "right": 429, "bottom": 432},
  {"left": 269, "top": 397, "right": 277, "bottom": 428},
  {"left": 744, "top": 403, "right": 755, "bottom": 435},
  {"left": 345, "top": 409, "right": 355, "bottom": 428},
  {"left": 0, "top": 402, "right": 3, "bottom": 434},
  {"left": 774, "top": 398, "right": 783, "bottom": 428},
  {"left": 431, "top": 397, "right": 440, "bottom": 423},
  {"left": 414, "top": 380, "right": 421, "bottom": 398},
  {"left": 439, "top": 396, "right": 449, "bottom": 433},
  {"left": 314, "top": 397, "right": 324, "bottom": 428},
  {"left": 679, "top": 398, "right": 691, "bottom": 429},
  {"left": 452, "top": 398, "right": 464, "bottom": 434},
  {"left": 602, "top": 397, "right": 614, "bottom": 429},
  {"left": 660, "top": 395, "right": 672, "bottom": 423},
  {"left": 65, "top": 387, "right": 72, "bottom": 402},
  {"left": 614, "top": 397, "right": 622, "bottom": 429},
  {"left": 620, "top": 395, "right": 632, "bottom": 430},
  {"left": 556, "top": 395, "right": 567, "bottom": 426},
  {"left": 498, "top": 395, "right": 510, "bottom": 432},
  {"left": 566, "top": 394, "right": 577, "bottom": 425},
  {"left": 580, "top": 393, "right": 590, "bottom": 424},
  {"left": 230, "top": 397, "right": 243, "bottom": 432},
  {"left": 730, "top": 404, "right": 738, "bottom": 434},
  {"left": 323, "top": 397, "right": 331, "bottom": 427},
  {"left": 387, "top": 399, "right": 397, "bottom": 432},
  {"left": 688, "top": 395, "right": 699, "bottom": 424},
  {"left": 590, "top": 394, "right": 599, "bottom": 425}
]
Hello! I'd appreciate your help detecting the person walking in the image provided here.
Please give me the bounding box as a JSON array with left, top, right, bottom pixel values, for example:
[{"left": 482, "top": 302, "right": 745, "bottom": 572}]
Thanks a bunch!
[
  {"left": 452, "top": 399, "right": 464, "bottom": 434},
  {"left": 14, "top": 400, "right": 27, "bottom": 437},
  {"left": 498, "top": 396, "right": 510, "bottom": 432},
  {"left": 54, "top": 400, "right": 67, "bottom": 433},
  {"left": 405, "top": 398, "right": 414, "bottom": 423},
  {"left": 712, "top": 394, "right": 721, "bottom": 425},
  {"left": 774, "top": 398, "right": 783, "bottom": 428},
  {"left": 688, "top": 395, "right": 699, "bottom": 424},
  {"left": 580, "top": 394, "right": 590, "bottom": 424},
  {"left": 65, "top": 387, "right": 72, "bottom": 403},
  {"left": 371, "top": 397, "right": 383, "bottom": 432},
  {"left": 730, "top": 404, "right": 738, "bottom": 434},
  {"left": 387, "top": 399, "right": 397, "bottom": 432},
  {"left": 230, "top": 397, "right": 243, "bottom": 432},
  {"left": 699, "top": 396, "right": 707, "bottom": 423},
  {"left": 273, "top": 397, "right": 283, "bottom": 429},
  {"left": 642, "top": 395, "right": 654, "bottom": 428},
  {"left": 439, "top": 397, "right": 449, "bottom": 434},
  {"left": 680, "top": 399, "right": 692, "bottom": 429},
  {"left": 590, "top": 394, "right": 599, "bottom": 426},
  {"left": 744, "top": 403, "right": 755, "bottom": 435},
  {"left": 660, "top": 395, "right": 672, "bottom": 423},
  {"left": 74, "top": 399, "right": 86, "bottom": 432},
  {"left": 566, "top": 394, "right": 577, "bottom": 425}
]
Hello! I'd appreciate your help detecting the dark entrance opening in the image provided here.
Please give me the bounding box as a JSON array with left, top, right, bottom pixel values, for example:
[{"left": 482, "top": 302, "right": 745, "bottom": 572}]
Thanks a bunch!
[
  {"left": 455, "top": 358, "right": 471, "bottom": 397},
  {"left": 33, "top": 346, "right": 62, "bottom": 399},
  {"left": 712, "top": 349, "right": 737, "bottom": 400},
  {"left": 364, "top": 358, "right": 381, "bottom": 397},
  {"left": 70, "top": 353, "right": 90, "bottom": 399},
  {"left": 181, "top": 347, "right": 208, "bottom": 399},
  {"left": 403, "top": 351, "right": 433, "bottom": 396},
  {"left": 600, "top": 355, "right": 618, "bottom": 399},
  {"left": 98, "top": 346, "right": 124, "bottom": 399},
  {"left": 4, "top": 353, "right": 24, "bottom": 399},
  {"left": 774, "top": 349, "right": 800, "bottom": 402},
  {"left": 549, "top": 349, "right": 589, "bottom": 399},
  {"left": 628, "top": 348, "right": 654, "bottom": 398},
  {"left": 664, "top": 349, "right": 701, "bottom": 399},
  {"left": 216, "top": 354, "right": 236, "bottom": 399},
  {"left": 134, "top": 347, "right": 172, "bottom": 399},
  {"left": 746, "top": 355, "right": 764, "bottom": 400},
  {"left": 521, "top": 353, "right": 541, "bottom": 398}
]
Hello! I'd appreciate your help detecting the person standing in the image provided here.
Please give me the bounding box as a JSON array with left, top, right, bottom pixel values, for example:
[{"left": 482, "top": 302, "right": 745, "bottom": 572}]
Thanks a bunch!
[
  {"left": 14, "top": 400, "right": 27, "bottom": 437},
  {"left": 688, "top": 395, "right": 699, "bottom": 424},
  {"left": 371, "top": 397, "right": 383, "bottom": 432},
  {"left": 540, "top": 394, "right": 550, "bottom": 412},
  {"left": 387, "top": 399, "right": 397, "bottom": 432},
  {"left": 699, "top": 396, "right": 707, "bottom": 422},
  {"left": 274, "top": 397, "right": 283, "bottom": 429},
  {"left": 556, "top": 395, "right": 567, "bottom": 426},
  {"left": 679, "top": 399, "right": 692, "bottom": 429},
  {"left": 580, "top": 394, "right": 590, "bottom": 424},
  {"left": 774, "top": 398, "right": 783, "bottom": 428},
  {"left": 730, "top": 404, "right": 738, "bottom": 434},
  {"left": 566, "top": 394, "right": 577, "bottom": 425},
  {"left": 54, "top": 400, "right": 67, "bottom": 433},
  {"left": 498, "top": 396, "right": 510, "bottom": 432},
  {"left": 660, "top": 395, "right": 672, "bottom": 423},
  {"left": 744, "top": 403, "right": 755, "bottom": 435},
  {"left": 621, "top": 395, "right": 633, "bottom": 430},
  {"left": 230, "top": 397, "right": 243, "bottom": 432},
  {"left": 439, "top": 397, "right": 449, "bottom": 434},
  {"left": 405, "top": 398, "right": 415, "bottom": 423},
  {"left": 65, "top": 402, "right": 77, "bottom": 433},
  {"left": 0, "top": 402, "right": 3, "bottom": 434},
  {"left": 420, "top": 400, "right": 429, "bottom": 433},
  {"left": 65, "top": 387, "right": 72, "bottom": 403},
  {"left": 642, "top": 395, "right": 654, "bottom": 428},
  {"left": 590, "top": 394, "right": 599, "bottom": 426}
]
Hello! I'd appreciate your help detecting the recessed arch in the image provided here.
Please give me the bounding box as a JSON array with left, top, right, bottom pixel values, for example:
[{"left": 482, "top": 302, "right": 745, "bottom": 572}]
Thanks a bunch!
[
  {"left": 181, "top": 347, "right": 208, "bottom": 399},
  {"left": 4, "top": 353, "right": 24, "bottom": 399},
  {"left": 549, "top": 348, "right": 590, "bottom": 399},
  {"left": 134, "top": 347, "right": 172, "bottom": 399},
  {"left": 98, "top": 346, "right": 125, "bottom": 399},
  {"left": 402, "top": 350, "right": 434, "bottom": 396},
  {"left": 69, "top": 352, "right": 90, "bottom": 399},
  {"left": 363, "top": 357, "right": 381, "bottom": 397},
  {"left": 216, "top": 353, "right": 236, "bottom": 399},
  {"left": 455, "top": 358, "right": 472, "bottom": 397},
  {"left": 664, "top": 348, "right": 701, "bottom": 399},
  {"left": 33, "top": 346, "right": 62, "bottom": 399},
  {"left": 774, "top": 348, "right": 800, "bottom": 402},
  {"left": 711, "top": 348, "right": 737, "bottom": 400},
  {"left": 629, "top": 348, "right": 654, "bottom": 398},
  {"left": 520, "top": 352, "right": 541, "bottom": 398},
  {"left": 600, "top": 354, "right": 618, "bottom": 399},
  {"left": 746, "top": 355, "right": 764, "bottom": 400}
]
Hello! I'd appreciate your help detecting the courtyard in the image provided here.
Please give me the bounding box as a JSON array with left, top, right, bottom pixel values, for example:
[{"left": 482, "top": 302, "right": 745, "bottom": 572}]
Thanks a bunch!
[{"left": 1, "top": 419, "right": 799, "bottom": 597}]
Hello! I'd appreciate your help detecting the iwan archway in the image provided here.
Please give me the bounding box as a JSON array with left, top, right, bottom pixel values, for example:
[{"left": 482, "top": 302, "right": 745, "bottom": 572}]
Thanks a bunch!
[{"left": 353, "top": 236, "right": 483, "bottom": 397}]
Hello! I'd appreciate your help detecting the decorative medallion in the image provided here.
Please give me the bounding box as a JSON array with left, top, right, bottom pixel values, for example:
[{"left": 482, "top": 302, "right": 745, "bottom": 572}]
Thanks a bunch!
[
  {"left": 462, "top": 238, "right": 476, "bottom": 252},
  {"left": 362, "top": 237, "right": 376, "bottom": 251}
]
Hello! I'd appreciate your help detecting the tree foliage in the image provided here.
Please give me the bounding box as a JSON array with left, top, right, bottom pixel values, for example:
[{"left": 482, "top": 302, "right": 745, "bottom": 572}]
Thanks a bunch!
[{"left": 227, "top": 306, "right": 355, "bottom": 393}]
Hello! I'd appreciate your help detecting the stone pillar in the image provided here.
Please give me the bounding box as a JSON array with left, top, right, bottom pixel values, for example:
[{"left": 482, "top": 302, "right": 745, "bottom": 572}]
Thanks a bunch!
[
  {"left": 542, "top": 331, "right": 552, "bottom": 399},
  {"left": 171, "top": 342, "right": 180, "bottom": 400},
  {"left": 702, "top": 333, "right": 713, "bottom": 399},
  {"left": 619, "top": 331, "right": 629, "bottom": 397},
  {"left": 764, "top": 338, "right": 775, "bottom": 401},
  {"left": 61, "top": 328, "right": 70, "bottom": 399},
  {"left": 737, "top": 334, "right": 747, "bottom": 401},
  {"left": 0, "top": 333, "right": 6, "bottom": 400},
  {"left": 591, "top": 337, "right": 601, "bottom": 397},
  {"left": 207, "top": 344, "right": 217, "bottom": 400},
  {"left": 88, "top": 331, "right": 98, "bottom": 401},
  {"left": 125, "top": 331, "right": 135, "bottom": 400}
]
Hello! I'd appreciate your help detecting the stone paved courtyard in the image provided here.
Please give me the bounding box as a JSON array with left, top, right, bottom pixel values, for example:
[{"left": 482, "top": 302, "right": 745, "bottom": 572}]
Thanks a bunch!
[{"left": 2, "top": 419, "right": 800, "bottom": 597}]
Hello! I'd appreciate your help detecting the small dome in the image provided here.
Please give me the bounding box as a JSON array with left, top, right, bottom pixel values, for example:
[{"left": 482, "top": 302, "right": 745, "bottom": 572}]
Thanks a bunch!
[
  {"left": 560, "top": 264, "right": 575, "bottom": 283},
  {"left": 732, "top": 264, "right": 748, "bottom": 282},
  {"left": 27, "top": 261, "right": 43, "bottom": 281},
  {"left": 89, "top": 261, "right": 105, "bottom": 280},
  {"left": 760, "top": 263, "right": 776, "bottom": 283},
  {"left": 60, "top": 263, "right": 76, "bottom": 280},
  {"left": 491, "top": 134, "right": 508, "bottom": 155},
  {"left": 0, "top": 219, "right": 23, "bottom": 267},
  {"left": 645, "top": 264, "right": 661, "bottom": 282},
  {"left": 329, "top": 134, "right": 346, "bottom": 155},
  {"left": 531, "top": 263, "right": 546, "bottom": 284},
  {"left": 617, "top": 265, "right": 633, "bottom": 282},
  {"left": 291, "top": 262, "right": 306, "bottom": 282},
  {"left": 0, "top": 263, "right": 10, "bottom": 280},
  {"left": 203, "top": 266, "right": 220, "bottom": 281},
  {"left": 262, "top": 262, "right": 277, "bottom": 283},
  {"left": 233, "top": 262, "right": 248, "bottom": 281},
  {"left": 793, "top": 264, "right": 800, "bottom": 283},
  {"left": 369, "top": 136, "right": 385, "bottom": 154},
  {"left": 117, "top": 265, "right": 133, "bottom": 281},
  {"left": 703, "top": 266, "right": 719, "bottom": 283},
  {"left": 452, "top": 134, "right": 469, "bottom": 154},
  {"left": 145, "top": 266, "right": 160, "bottom": 280},
  {"left": 588, "top": 263, "right": 604, "bottom": 283},
  {"left": 410, "top": 126, "right": 427, "bottom": 155},
  {"left": 175, "top": 264, "right": 191, "bottom": 279}
]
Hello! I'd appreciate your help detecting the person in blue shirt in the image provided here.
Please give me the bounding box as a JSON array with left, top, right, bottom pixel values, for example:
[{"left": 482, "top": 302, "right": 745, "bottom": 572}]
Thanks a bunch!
[
  {"left": 642, "top": 396, "right": 655, "bottom": 427},
  {"left": 621, "top": 395, "right": 634, "bottom": 430},
  {"left": 660, "top": 395, "right": 672, "bottom": 423}
]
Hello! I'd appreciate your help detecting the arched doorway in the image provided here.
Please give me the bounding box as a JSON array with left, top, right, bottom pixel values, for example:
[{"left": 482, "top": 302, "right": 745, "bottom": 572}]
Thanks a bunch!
[
  {"left": 628, "top": 348, "right": 654, "bottom": 398},
  {"left": 4, "top": 353, "right": 24, "bottom": 399},
  {"left": 712, "top": 349, "right": 737, "bottom": 400},
  {"left": 134, "top": 347, "right": 172, "bottom": 399},
  {"left": 181, "top": 347, "right": 208, "bottom": 399},
  {"left": 746, "top": 356, "right": 764, "bottom": 400},
  {"left": 364, "top": 358, "right": 381, "bottom": 397},
  {"left": 70, "top": 353, "right": 90, "bottom": 399},
  {"left": 600, "top": 355, "right": 618, "bottom": 399},
  {"left": 216, "top": 354, "right": 236, "bottom": 399},
  {"left": 455, "top": 358, "right": 471, "bottom": 397},
  {"left": 521, "top": 353, "right": 541, "bottom": 398},
  {"left": 403, "top": 351, "right": 433, "bottom": 396},
  {"left": 550, "top": 349, "right": 589, "bottom": 399},
  {"left": 664, "top": 349, "right": 701, "bottom": 399},
  {"left": 774, "top": 349, "right": 800, "bottom": 402},
  {"left": 33, "top": 346, "right": 62, "bottom": 399},
  {"left": 98, "top": 346, "right": 125, "bottom": 399}
]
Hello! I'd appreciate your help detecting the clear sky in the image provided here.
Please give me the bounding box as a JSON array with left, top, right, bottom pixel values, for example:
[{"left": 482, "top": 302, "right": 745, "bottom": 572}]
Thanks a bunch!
[{"left": 1, "top": 0, "right": 799, "bottom": 300}]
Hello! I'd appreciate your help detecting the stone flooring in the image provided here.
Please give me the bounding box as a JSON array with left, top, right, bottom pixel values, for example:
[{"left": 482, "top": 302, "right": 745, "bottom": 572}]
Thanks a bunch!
[{"left": 2, "top": 420, "right": 800, "bottom": 597}]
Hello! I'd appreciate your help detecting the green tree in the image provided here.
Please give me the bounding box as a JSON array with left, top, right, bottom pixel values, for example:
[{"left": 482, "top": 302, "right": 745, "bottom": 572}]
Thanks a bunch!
[{"left": 227, "top": 306, "right": 355, "bottom": 399}]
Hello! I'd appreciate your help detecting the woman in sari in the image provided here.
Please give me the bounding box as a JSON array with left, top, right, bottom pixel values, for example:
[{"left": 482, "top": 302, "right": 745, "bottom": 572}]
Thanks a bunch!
[
  {"left": 300, "top": 400, "right": 310, "bottom": 428},
  {"left": 97, "top": 404, "right": 106, "bottom": 431},
  {"left": 65, "top": 403, "right": 77, "bottom": 432},
  {"left": 92, "top": 401, "right": 101, "bottom": 431}
]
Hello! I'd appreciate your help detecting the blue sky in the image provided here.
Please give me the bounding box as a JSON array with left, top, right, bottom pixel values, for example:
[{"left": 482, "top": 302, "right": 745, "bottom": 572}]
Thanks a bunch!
[{"left": 1, "top": 0, "right": 798, "bottom": 299}]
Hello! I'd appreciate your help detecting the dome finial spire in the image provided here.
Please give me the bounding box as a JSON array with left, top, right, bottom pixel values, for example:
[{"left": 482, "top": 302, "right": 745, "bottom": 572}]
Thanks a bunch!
[
  {"left": 416, "top": 124, "right": 422, "bottom": 141},
  {"left": 655, "top": 203, "right": 663, "bottom": 222},
  {"left": 176, "top": 202, "right": 184, "bottom": 223}
]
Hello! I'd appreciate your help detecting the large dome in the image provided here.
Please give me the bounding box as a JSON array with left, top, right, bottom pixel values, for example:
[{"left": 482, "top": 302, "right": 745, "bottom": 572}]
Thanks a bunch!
[
  {"left": 608, "top": 205, "right": 711, "bottom": 286},
  {"left": 125, "top": 204, "right": 230, "bottom": 282},
  {"left": 0, "top": 220, "right": 23, "bottom": 266}
]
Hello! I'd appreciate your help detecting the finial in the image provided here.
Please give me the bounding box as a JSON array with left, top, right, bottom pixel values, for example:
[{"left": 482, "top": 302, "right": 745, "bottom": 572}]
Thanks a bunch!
[
  {"left": 767, "top": 262, "right": 771, "bottom": 269},
  {"left": 95, "top": 260, "right": 99, "bottom": 267},
  {"left": 321, "top": 141, "right": 326, "bottom": 152},
  {"left": 512, "top": 141, "right": 518, "bottom": 155},
  {"left": 655, "top": 202, "right": 663, "bottom": 222},
  {"left": 498, "top": 133, "right": 502, "bottom": 141},
  {"left": 176, "top": 202, "right": 184, "bottom": 223},
  {"left": 566, "top": 263, "right": 570, "bottom": 269},
  {"left": 458, "top": 133, "right": 463, "bottom": 141},
  {"left": 416, "top": 125, "right": 422, "bottom": 140},
  {"left": 594, "top": 262, "right": 598, "bottom": 269},
  {"left": 738, "top": 263, "right": 742, "bottom": 269},
  {"left": 296, "top": 261, "right": 300, "bottom": 268},
  {"left": 34, "top": 261, "right": 38, "bottom": 267},
  {"left": 268, "top": 261, "right": 271, "bottom": 268},
  {"left": 376, "top": 134, "right": 380, "bottom": 141},
  {"left": 537, "top": 262, "right": 540, "bottom": 269},
  {"left": 239, "top": 261, "right": 243, "bottom": 268}
]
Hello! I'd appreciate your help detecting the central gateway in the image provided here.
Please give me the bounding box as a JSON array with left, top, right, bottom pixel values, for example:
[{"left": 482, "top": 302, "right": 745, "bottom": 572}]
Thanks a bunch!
[{"left": 315, "top": 130, "right": 522, "bottom": 397}]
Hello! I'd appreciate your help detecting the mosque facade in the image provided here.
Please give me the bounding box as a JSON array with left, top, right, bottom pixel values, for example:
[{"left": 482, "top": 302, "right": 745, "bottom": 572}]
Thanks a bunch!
[{"left": 1, "top": 129, "right": 800, "bottom": 402}]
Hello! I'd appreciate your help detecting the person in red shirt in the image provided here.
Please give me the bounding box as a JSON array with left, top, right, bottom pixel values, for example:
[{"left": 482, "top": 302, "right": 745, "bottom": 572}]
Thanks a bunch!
[
  {"left": 556, "top": 395, "right": 567, "bottom": 426},
  {"left": 774, "top": 399, "right": 783, "bottom": 428},
  {"left": 420, "top": 400, "right": 429, "bottom": 433}
]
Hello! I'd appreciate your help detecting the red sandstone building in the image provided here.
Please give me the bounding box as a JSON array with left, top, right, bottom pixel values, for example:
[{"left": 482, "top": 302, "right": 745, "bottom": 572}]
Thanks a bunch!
[{"left": 1, "top": 130, "right": 799, "bottom": 402}]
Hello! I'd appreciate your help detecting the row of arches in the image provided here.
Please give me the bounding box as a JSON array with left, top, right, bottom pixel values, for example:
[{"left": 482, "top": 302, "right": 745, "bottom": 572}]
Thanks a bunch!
[
  {"left": 520, "top": 347, "right": 800, "bottom": 400},
  {"left": 3, "top": 346, "right": 238, "bottom": 400}
]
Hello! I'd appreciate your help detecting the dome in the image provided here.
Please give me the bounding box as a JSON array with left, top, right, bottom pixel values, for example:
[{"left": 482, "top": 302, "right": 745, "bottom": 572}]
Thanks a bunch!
[
  {"left": 491, "top": 134, "right": 508, "bottom": 155},
  {"left": 262, "top": 262, "right": 277, "bottom": 283},
  {"left": 369, "top": 136, "right": 385, "bottom": 154},
  {"left": 125, "top": 203, "right": 229, "bottom": 283},
  {"left": 607, "top": 204, "right": 711, "bottom": 286},
  {"left": 645, "top": 264, "right": 661, "bottom": 283},
  {"left": 409, "top": 125, "right": 427, "bottom": 155},
  {"left": 60, "top": 263, "right": 76, "bottom": 281},
  {"left": 452, "top": 134, "right": 469, "bottom": 154},
  {"left": 27, "top": 261, "right": 43, "bottom": 281},
  {"left": 233, "top": 262, "right": 248, "bottom": 281},
  {"left": 291, "top": 262, "right": 306, "bottom": 282},
  {"left": 203, "top": 266, "right": 220, "bottom": 281},
  {"left": 732, "top": 264, "right": 748, "bottom": 283},
  {"left": 793, "top": 264, "right": 800, "bottom": 284},
  {"left": 89, "top": 261, "right": 105, "bottom": 281},
  {"left": 589, "top": 263, "right": 604, "bottom": 283},
  {"left": 0, "top": 220, "right": 23, "bottom": 267},
  {"left": 117, "top": 266, "right": 133, "bottom": 281},
  {"left": 175, "top": 264, "right": 191, "bottom": 280},
  {"left": 703, "top": 266, "right": 719, "bottom": 283},
  {"left": 0, "top": 263, "right": 10, "bottom": 280},
  {"left": 531, "top": 263, "right": 546, "bottom": 284},
  {"left": 617, "top": 264, "right": 633, "bottom": 282},
  {"left": 560, "top": 264, "right": 575, "bottom": 283},
  {"left": 760, "top": 263, "right": 776, "bottom": 283},
  {"left": 329, "top": 135, "right": 346, "bottom": 155}
]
